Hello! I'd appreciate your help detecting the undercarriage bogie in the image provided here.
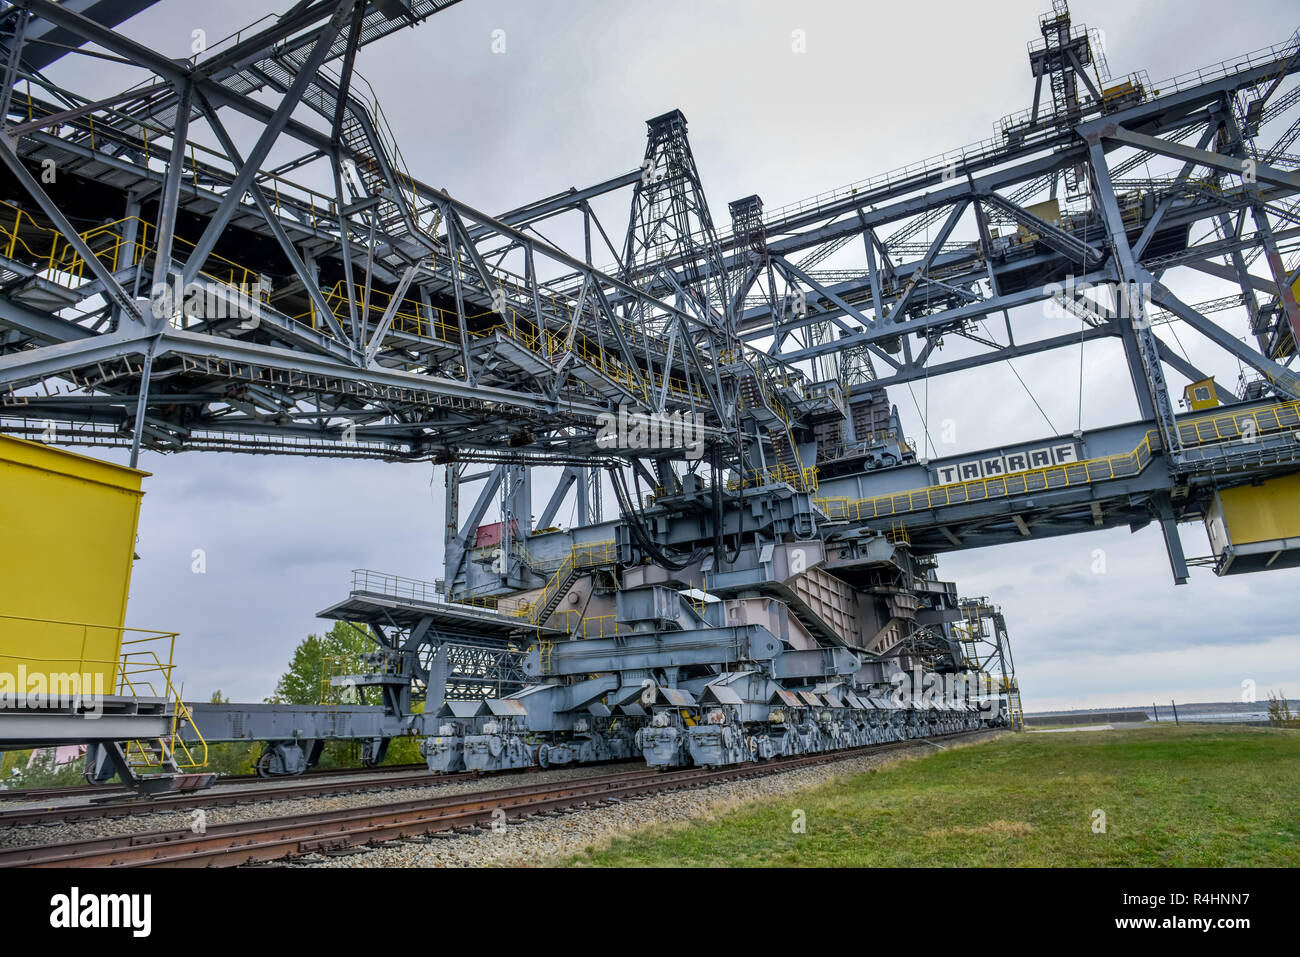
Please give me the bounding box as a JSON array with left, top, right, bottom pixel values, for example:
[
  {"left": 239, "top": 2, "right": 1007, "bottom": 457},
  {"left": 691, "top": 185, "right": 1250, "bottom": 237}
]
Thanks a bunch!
[
  {"left": 416, "top": 685, "right": 990, "bottom": 775},
  {"left": 422, "top": 715, "right": 644, "bottom": 772},
  {"left": 256, "top": 740, "right": 322, "bottom": 778},
  {"left": 421, "top": 722, "right": 467, "bottom": 772},
  {"left": 687, "top": 707, "right": 754, "bottom": 767},
  {"left": 747, "top": 732, "right": 785, "bottom": 761},
  {"left": 464, "top": 719, "right": 538, "bottom": 772},
  {"left": 639, "top": 697, "right": 984, "bottom": 768},
  {"left": 538, "top": 727, "right": 636, "bottom": 767},
  {"left": 635, "top": 709, "right": 694, "bottom": 768}
]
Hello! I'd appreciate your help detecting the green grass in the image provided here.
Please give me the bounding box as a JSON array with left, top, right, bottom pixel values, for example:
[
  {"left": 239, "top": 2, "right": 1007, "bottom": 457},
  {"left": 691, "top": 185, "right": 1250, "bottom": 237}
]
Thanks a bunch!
[{"left": 567, "top": 725, "right": 1300, "bottom": 867}]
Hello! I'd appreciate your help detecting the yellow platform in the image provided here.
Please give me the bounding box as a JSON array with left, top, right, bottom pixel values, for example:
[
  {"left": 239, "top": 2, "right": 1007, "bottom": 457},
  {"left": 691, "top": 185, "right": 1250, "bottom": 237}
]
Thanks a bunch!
[{"left": 0, "top": 435, "right": 147, "bottom": 693}]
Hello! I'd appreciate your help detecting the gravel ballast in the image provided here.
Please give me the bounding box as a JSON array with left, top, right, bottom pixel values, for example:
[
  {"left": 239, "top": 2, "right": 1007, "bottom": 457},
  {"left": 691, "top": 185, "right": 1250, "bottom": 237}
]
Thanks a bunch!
[
  {"left": 295, "top": 730, "right": 1007, "bottom": 868},
  {"left": 0, "top": 762, "right": 627, "bottom": 848},
  {"left": 0, "top": 732, "right": 1004, "bottom": 862}
]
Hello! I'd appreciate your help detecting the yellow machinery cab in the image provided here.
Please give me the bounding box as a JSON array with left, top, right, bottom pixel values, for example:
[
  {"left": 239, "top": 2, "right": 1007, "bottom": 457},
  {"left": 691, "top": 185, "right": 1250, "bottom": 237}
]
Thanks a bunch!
[{"left": 1183, "top": 377, "right": 1220, "bottom": 411}]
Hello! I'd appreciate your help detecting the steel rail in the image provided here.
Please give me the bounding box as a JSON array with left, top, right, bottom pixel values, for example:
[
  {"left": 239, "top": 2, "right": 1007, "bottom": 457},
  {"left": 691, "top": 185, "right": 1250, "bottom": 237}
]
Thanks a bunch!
[
  {"left": 0, "top": 766, "right": 466, "bottom": 827},
  {"left": 0, "top": 732, "right": 988, "bottom": 867},
  {"left": 0, "top": 761, "right": 429, "bottom": 804}
]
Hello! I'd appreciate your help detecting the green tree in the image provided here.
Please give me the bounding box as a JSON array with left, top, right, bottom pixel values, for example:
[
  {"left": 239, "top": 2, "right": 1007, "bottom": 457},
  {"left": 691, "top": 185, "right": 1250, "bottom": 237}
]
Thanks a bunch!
[
  {"left": 265, "top": 621, "right": 395, "bottom": 770},
  {"left": 383, "top": 699, "right": 426, "bottom": 765},
  {"left": 267, "top": 621, "right": 373, "bottom": 705}
]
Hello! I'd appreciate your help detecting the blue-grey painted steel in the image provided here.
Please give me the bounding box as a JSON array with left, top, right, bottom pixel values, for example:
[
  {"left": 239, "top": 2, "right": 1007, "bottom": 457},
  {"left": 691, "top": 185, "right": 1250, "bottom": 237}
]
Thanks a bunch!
[{"left": 9, "top": 2, "right": 1300, "bottom": 781}]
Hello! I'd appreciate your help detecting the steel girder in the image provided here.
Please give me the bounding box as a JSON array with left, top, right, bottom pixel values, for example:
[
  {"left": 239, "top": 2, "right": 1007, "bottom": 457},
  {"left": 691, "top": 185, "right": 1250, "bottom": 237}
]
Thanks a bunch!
[{"left": 0, "top": 2, "right": 1297, "bottom": 576}]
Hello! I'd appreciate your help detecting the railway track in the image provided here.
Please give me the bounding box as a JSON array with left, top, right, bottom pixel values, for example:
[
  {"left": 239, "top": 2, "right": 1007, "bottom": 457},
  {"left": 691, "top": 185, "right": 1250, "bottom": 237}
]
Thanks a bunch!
[
  {"left": 0, "top": 761, "right": 429, "bottom": 803},
  {"left": 0, "top": 766, "right": 468, "bottom": 827},
  {"left": 0, "top": 733, "right": 980, "bottom": 867}
]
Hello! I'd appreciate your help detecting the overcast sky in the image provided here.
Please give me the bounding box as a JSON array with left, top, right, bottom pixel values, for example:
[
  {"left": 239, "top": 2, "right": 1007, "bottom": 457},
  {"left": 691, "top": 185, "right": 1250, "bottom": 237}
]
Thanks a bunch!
[{"left": 50, "top": 0, "right": 1300, "bottom": 711}]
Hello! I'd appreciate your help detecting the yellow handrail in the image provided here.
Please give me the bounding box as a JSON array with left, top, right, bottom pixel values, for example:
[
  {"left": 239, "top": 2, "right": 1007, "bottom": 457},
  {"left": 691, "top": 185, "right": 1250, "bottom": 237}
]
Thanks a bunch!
[
  {"left": 0, "top": 200, "right": 261, "bottom": 310},
  {"left": 815, "top": 400, "right": 1300, "bottom": 525},
  {"left": 727, "top": 462, "right": 819, "bottom": 493},
  {"left": 551, "top": 611, "right": 628, "bottom": 640},
  {"left": 0, "top": 614, "right": 208, "bottom": 772},
  {"left": 511, "top": 541, "right": 616, "bottom": 624}
]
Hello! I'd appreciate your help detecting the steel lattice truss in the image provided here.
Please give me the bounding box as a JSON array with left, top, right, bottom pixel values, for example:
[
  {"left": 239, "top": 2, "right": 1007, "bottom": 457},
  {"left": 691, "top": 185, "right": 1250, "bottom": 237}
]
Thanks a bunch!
[{"left": 0, "top": 0, "right": 1298, "bottom": 582}]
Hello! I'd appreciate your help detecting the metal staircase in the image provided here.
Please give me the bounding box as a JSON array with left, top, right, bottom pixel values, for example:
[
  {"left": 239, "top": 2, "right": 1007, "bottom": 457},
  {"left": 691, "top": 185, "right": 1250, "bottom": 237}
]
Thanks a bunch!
[
  {"left": 514, "top": 541, "right": 617, "bottom": 626},
  {"left": 737, "top": 370, "right": 813, "bottom": 490},
  {"left": 328, "top": 69, "right": 437, "bottom": 254},
  {"left": 79, "top": 629, "right": 213, "bottom": 794}
]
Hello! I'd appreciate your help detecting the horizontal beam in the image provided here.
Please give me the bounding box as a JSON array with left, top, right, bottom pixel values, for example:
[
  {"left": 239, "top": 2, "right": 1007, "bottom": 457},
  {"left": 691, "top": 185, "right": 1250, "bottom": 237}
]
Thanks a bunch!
[{"left": 1107, "top": 125, "right": 1300, "bottom": 193}]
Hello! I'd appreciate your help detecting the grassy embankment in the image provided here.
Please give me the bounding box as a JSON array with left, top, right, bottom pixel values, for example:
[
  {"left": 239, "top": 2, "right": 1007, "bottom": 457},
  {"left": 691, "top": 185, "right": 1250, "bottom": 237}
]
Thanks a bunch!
[{"left": 568, "top": 725, "right": 1300, "bottom": 867}]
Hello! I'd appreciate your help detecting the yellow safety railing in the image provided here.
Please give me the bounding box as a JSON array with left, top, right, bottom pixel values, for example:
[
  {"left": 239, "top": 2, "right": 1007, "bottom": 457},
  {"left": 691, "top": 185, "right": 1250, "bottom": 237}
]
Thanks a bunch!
[
  {"left": 646, "top": 460, "right": 819, "bottom": 502},
  {"left": 170, "top": 234, "right": 264, "bottom": 297},
  {"left": 686, "top": 592, "right": 710, "bottom": 620},
  {"left": 816, "top": 400, "right": 1300, "bottom": 526},
  {"left": 13, "top": 88, "right": 336, "bottom": 223},
  {"left": 551, "top": 611, "right": 628, "bottom": 640},
  {"left": 511, "top": 541, "right": 616, "bottom": 624},
  {"left": 0, "top": 200, "right": 266, "bottom": 319},
  {"left": 1176, "top": 399, "right": 1300, "bottom": 447},
  {"left": 727, "top": 462, "right": 819, "bottom": 493},
  {"left": 816, "top": 432, "right": 1159, "bottom": 524},
  {"left": 303, "top": 279, "right": 447, "bottom": 339},
  {"left": 482, "top": 305, "right": 708, "bottom": 406},
  {"left": 736, "top": 367, "right": 794, "bottom": 430},
  {"left": 0, "top": 615, "right": 208, "bottom": 773},
  {"left": 301, "top": 279, "right": 710, "bottom": 406},
  {"left": 453, "top": 593, "right": 503, "bottom": 612},
  {"left": 0, "top": 202, "right": 148, "bottom": 282}
]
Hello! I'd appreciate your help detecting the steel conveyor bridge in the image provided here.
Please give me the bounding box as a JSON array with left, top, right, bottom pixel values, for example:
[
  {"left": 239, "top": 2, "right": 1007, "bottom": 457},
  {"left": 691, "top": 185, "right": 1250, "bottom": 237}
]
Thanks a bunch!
[{"left": 2, "top": 0, "right": 1299, "bottom": 782}]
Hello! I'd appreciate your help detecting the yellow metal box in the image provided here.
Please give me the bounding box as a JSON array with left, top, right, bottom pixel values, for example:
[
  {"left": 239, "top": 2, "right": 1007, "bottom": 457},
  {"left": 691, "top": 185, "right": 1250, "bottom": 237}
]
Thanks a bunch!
[
  {"left": 1205, "top": 473, "right": 1300, "bottom": 574},
  {"left": 1018, "top": 198, "right": 1062, "bottom": 240},
  {"left": 1183, "top": 376, "right": 1220, "bottom": 411},
  {"left": 0, "top": 434, "right": 147, "bottom": 695}
]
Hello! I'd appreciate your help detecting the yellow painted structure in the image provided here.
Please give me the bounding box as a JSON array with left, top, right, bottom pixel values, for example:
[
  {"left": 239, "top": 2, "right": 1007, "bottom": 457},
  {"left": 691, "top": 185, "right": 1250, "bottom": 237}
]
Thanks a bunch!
[
  {"left": 1208, "top": 473, "right": 1300, "bottom": 547},
  {"left": 1287, "top": 273, "right": 1300, "bottom": 357},
  {"left": 1017, "top": 198, "right": 1062, "bottom": 239},
  {"left": 1102, "top": 80, "right": 1137, "bottom": 102},
  {"left": 0, "top": 435, "right": 147, "bottom": 691},
  {"left": 1183, "top": 376, "right": 1220, "bottom": 411}
]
